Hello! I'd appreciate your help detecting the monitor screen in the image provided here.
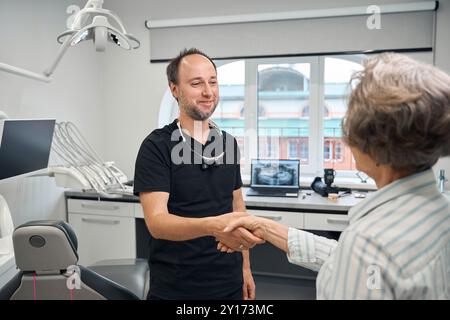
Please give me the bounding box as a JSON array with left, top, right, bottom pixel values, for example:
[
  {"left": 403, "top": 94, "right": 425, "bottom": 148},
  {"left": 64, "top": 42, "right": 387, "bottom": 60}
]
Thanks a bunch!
[
  {"left": 0, "top": 119, "right": 55, "bottom": 181},
  {"left": 250, "top": 159, "right": 300, "bottom": 189}
]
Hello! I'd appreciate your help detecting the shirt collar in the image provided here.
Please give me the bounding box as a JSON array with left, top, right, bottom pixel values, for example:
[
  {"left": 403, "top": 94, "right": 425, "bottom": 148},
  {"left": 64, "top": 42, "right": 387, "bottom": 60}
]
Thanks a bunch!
[{"left": 348, "top": 169, "right": 438, "bottom": 224}]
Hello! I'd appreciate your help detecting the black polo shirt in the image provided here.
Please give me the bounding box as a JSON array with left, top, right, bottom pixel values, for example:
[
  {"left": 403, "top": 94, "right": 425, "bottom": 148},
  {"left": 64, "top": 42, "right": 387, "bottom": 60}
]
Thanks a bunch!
[{"left": 133, "top": 119, "right": 243, "bottom": 299}]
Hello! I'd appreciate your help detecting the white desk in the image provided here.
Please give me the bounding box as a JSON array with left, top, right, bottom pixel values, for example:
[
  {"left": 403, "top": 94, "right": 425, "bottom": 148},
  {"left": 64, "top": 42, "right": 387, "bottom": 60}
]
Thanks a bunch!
[
  {"left": 243, "top": 188, "right": 363, "bottom": 211},
  {"left": 0, "top": 253, "right": 16, "bottom": 288}
]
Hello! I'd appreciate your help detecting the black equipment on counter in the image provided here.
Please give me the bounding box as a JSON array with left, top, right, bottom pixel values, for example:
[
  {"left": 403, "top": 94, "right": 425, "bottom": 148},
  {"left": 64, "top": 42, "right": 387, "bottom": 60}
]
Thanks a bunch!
[{"left": 311, "top": 168, "right": 351, "bottom": 197}]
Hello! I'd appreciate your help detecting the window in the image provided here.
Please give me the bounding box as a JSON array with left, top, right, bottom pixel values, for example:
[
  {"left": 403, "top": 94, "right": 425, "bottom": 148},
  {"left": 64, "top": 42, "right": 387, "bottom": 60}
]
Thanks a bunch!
[
  {"left": 300, "top": 141, "right": 308, "bottom": 161},
  {"left": 324, "top": 140, "right": 332, "bottom": 162},
  {"left": 335, "top": 142, "right": 343, "bottom": 162},
  {"left": 210, "top": 60, "right": 246, "bottom": 165},
  {"left": 323, "top": 57, "right": 363, "bottom": 171},
  {"left": 324, "top": 140, "right": 344, "bottom": 164},
  {"left": 160, "top": 52, "right": 432, "bottom": 180},
  {"left": 257, "top": 61, "right": 311, "bottom": 166},
  {"left": 267, "top": 139, "right": 277, "bottom": 158},
  {"left": 288, "top": 141, "right": 298, "bottom": 159}
]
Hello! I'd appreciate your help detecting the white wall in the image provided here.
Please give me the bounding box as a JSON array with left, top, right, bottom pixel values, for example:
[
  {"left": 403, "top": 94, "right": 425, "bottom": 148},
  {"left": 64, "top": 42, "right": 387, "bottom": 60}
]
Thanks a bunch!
[
  {"left": 101, "top": 0, "right": 168, "bottom": 178},
  {"left": 0, "top": 0, "right": 105, "bottom": 226}
]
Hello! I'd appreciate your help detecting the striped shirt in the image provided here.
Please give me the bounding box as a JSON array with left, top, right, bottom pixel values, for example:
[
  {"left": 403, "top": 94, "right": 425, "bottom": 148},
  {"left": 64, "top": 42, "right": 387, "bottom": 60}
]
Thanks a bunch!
[{"left": 287, "top": 169, "right": 450, "bottom": 299}]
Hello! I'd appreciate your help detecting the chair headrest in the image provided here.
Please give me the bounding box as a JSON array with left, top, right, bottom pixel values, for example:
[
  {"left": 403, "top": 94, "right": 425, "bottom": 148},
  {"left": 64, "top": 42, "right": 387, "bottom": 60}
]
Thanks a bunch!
[{"left": 13, "top": 220, "right": 78, "bottom": 272}]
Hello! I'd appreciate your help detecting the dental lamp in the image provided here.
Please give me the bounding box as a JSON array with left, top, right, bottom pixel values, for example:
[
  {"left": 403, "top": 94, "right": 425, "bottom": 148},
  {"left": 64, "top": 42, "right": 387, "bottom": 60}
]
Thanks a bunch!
[{"left": 0, "top": 0, "right": 140, "bottom": 83}]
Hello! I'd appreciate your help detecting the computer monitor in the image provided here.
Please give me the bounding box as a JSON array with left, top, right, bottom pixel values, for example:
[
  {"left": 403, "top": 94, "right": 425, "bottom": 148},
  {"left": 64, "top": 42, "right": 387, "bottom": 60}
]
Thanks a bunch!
[
  {"left": 0, "top": 119, "right": 55, "bottom": 182},
  {"left": 250, "top": 159, "right": 300, "bottom": 191}
]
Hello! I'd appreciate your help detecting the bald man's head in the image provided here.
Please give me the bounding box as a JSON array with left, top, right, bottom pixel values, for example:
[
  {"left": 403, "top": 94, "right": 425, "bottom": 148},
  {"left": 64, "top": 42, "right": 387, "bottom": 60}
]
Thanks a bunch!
[{"left": 166, "top": 48, "right": 216, "bottom": 85}]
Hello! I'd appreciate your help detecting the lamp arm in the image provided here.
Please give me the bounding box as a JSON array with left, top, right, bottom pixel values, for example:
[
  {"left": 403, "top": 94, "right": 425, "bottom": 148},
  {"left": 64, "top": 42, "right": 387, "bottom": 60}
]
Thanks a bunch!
[
  {"left": 100, "top": 9, "right": 127, "bottom": 33},
  {"left": 126, "top": 34, "right": 141, "bottom": 49},
  {"left": 0, "top": 0, "right": 139, "bottom": 82},
  {"left": 43, "top": 36, "right": 73, "bottom": 77},
  {"left": 0, "top": 62, "right": 50, "bottom": 83},
  {"left": 0, "top": 20, "right": 75, "bottom": 81},
  {"left": 71, "top": 0, "right": 104, "bottom": 29}
]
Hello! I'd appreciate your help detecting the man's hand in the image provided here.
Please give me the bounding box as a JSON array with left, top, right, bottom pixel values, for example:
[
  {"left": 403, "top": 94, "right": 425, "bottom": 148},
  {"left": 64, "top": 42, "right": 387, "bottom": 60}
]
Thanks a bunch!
[
  {"left": 211, "top": 212, "right": 264, "bottom": 251},
  {"left": 217, "top": 215, "right": 267, "bottom": 253},
  {"left": 224, "top": 215, "right": 267, "bottom": 239},
  {"left": 219, "top": 214, "right": 289, "bottom": 254}
]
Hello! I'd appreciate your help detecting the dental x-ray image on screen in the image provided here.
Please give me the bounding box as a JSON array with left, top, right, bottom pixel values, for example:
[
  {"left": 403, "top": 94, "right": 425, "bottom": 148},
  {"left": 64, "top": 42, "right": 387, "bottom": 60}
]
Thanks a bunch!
[
  {"left": 252, "top": 159, "right": 299, "bottom": 187},
  {"left": 246, "top": 159, "right": 300, "bottom": 198}
]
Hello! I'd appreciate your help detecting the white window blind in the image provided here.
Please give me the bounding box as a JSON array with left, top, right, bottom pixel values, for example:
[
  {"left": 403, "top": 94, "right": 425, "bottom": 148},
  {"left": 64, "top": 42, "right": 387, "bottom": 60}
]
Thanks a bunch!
[{"left": 146, "top": 2, "right": 437, "bottom": 62}]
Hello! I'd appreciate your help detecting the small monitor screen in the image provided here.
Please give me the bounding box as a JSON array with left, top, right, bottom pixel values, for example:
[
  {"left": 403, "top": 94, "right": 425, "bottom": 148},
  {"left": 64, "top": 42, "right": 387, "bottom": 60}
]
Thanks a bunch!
[
  {"left": 251, "top": 159, "right": 299, "bottom": 189},
  {"left": 0, "top": 119, "right": 55, "bottom": 181}
]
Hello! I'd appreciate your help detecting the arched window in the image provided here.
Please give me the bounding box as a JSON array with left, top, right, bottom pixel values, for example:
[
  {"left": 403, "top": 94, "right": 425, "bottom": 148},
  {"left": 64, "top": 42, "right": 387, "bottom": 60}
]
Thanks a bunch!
[{"left": 258, "top": 67, "right": 307, "bottom": 92}]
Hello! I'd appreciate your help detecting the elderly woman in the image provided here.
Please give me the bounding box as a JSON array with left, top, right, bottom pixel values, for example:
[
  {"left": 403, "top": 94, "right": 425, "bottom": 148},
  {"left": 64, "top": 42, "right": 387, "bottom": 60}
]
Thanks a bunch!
[{"left": 221, "top": 53, "right": 450, "bottom": 299}]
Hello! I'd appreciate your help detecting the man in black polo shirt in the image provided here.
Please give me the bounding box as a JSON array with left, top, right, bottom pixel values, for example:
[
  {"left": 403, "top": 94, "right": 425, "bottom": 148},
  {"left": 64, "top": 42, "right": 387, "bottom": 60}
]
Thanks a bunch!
[{"left": 134, "top": 48, "right": 262, "bottom": 300}]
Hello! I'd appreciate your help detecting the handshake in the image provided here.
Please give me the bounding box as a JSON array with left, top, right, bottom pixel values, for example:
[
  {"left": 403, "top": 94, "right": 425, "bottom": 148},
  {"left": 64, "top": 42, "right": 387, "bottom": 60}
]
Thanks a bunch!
[{"left": 213, "top": 211, "right": 268, "bottom": 253}]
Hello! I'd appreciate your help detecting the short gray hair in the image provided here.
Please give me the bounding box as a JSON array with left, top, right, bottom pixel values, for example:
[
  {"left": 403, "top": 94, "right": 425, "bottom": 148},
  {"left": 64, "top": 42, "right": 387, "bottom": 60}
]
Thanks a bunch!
[{"left": 343, "top": 52, "right": 450, "bottom": 170}]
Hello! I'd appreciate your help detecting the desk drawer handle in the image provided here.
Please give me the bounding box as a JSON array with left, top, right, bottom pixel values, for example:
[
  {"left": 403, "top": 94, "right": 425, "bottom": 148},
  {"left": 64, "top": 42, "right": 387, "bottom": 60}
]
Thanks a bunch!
[
  {"left": 81, "top": 218, "right": 120, "bottom": 225},
  {"left": 81, "top": 202, "right": 120, "bottom": 211},
  {"left": 254, "top": 215, "right": 282, "bottom": 221},
  {"left": 326, "top": 218, "right": 349, "bottom": 225}
]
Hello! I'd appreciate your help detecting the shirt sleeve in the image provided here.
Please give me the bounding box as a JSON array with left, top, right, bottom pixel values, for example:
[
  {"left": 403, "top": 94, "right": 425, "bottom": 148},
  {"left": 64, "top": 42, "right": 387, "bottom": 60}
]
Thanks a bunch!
[
  {"left": 322, "top": 230, "right": 396, "bottom": 300},
  {"left": 133, "top": 134, "right": 171, "bottom": 196},
  {"left": 286, "top": 227, "right": 338, "bottom": 272}
]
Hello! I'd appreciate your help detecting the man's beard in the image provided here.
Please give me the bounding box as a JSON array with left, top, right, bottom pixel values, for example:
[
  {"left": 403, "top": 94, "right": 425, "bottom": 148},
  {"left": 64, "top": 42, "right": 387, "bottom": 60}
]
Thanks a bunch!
[{"left": 180, "top": 100, "right": 218, "bottom": 121}]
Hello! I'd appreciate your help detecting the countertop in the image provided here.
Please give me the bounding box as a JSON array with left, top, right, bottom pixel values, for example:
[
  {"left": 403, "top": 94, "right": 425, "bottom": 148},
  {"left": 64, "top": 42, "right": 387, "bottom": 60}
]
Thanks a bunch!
[{"left": 66, "top": 187, "right": 369, "bottom": 212}]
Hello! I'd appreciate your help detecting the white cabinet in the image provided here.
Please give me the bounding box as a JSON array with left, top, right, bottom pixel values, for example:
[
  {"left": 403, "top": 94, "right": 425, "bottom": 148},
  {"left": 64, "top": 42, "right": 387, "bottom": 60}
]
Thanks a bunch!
[
  {"left": 247, "top": 209, "right": 304, "bottom": 228},
  {"left": 303, "top": 213, "right": 349, "bottom": 231},
  {"left": 134, "top": 203, "right": 144, "bottom": 219},
  {"left": 68, "top": 200, "right": 134, "bottom": 218},
  {"left": 67, "top": 199, "right": 136, "bottom": 266},
  {"left": 246, "top": 208, "right": 349, "bottom": 232},
  {"left": 0, "top": 254, "right": 17, "bottom": 289}
]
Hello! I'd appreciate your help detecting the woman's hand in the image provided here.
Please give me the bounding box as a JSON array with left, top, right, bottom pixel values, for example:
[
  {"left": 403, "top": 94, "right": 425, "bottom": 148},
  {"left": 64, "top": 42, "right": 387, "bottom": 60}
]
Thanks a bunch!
[
  {"left": 213, "top": 212, "right": 265, "bottom": 251},
  {"left": 217, "top": 215, "right": 267, "bottom": 253}
]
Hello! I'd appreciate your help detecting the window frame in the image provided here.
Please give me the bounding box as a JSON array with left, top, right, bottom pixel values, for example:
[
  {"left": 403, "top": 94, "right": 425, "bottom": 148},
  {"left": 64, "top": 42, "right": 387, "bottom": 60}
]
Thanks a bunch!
[
  {"left": 159, "top": 52, "right": 433, "bottom": 186},
  {"left": 246, "top": 56, "right": 320, "bottom": 177},
  {"left": 288, "top": 140, "right": 298, "bottom": 159}
]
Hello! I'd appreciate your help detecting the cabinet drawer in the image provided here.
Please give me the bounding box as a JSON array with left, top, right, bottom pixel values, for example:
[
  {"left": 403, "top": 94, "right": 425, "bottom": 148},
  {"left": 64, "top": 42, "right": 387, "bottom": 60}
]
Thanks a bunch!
[
  {"left": 135, "top": 203, "right": 144, "bottom": 219},
  {"left": 247, "top": 210, "right": 303, "bottom": 228},
  {"left": 304, "top": 213, "right": 349, "bottom": 231},
  {"left": 67, "top": 199, "right": 134, "bottom": 217},
  {"left": 68, "top": 213, "right": 136, "bottom": 265}
]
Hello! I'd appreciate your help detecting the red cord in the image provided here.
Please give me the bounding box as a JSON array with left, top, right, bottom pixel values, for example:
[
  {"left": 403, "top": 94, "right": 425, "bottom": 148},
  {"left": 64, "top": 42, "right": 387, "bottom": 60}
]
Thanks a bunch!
[{"left": 33, "top": 272, "right": 37, "bottom": 300}]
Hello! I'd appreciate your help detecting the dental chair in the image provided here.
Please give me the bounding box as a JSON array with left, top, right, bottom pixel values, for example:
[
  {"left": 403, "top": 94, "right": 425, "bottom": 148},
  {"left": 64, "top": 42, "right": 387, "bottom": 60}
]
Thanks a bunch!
[{"left": 0, "top": 220, "right": 149, "bottom": 300}]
